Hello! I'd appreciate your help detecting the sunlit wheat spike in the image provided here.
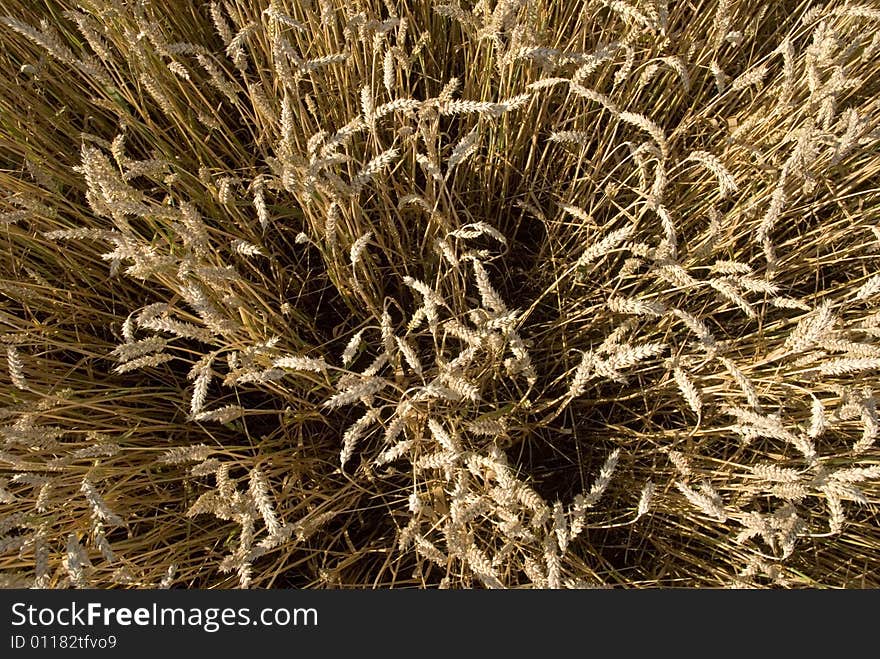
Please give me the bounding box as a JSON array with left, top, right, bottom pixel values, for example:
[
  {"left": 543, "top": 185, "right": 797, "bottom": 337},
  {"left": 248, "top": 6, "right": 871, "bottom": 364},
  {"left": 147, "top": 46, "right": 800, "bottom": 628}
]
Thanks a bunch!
[
  {"left": 450, "top": 221, "right": 508, "bottom": 245},
  {"left": 471, "top": 259, "right": 507, "bottom": 315},
  {"left": 412, "top": 534, "right": 448, "bottom": 567},
  {"left": 81, "top": 478, "right": 123, "bottom": 526},
  {"left": 709, "top": 58, "right": 729, "bottom": 93},
  {"left": 767, "top": 482, "right": 810, "bottom": 503},
  {"left": 538, "top": 535, "right": 561, "bottom": 590},
  {"left": 736, "top": 276, "right": 779, "bottom": 296},
  {"left": 381, "top": 412, "right": 407, "bottom": 446},
  {"left": 323, "top": 377, "right": 388, "bottom": 409},
  {"left": 440, "top": 372, "right": 481, "bottom": 401},
  {"left": 194, "top": 405, "right": 245, "bottom": 423},
  {"left": 92, "top": 518, "right": 116, "bottom": 564},
  {"left": 638, "top": 61, "right": 661, "bottom": 88},
  {"left": 382, "top": 48, "right": 396, "bottom": 94},
  {"left": 226, "top": 21, "right": 257, "bottom": 59},
  {"left": 731, "top": 63, "right": 768, "bottom": 92},
  {"left": 514, "top": 45, "right": 561, "bottom": 64},
  {"left": 399, "top": 194, "right": 432, "bottom": 212},
  {"left": 248, "top": 467, "right": 281, "bottom": 536},
  {"left": 466, "top": 542, "right": 503, "bottom": 589},
  {"left": 496, "top": 93, "right": 532, "bottom": 112},
  {"left": 662, "top": 55, "right": 690, "bottom": 91},
  {"left": 113, "top": 353, "right": 174, "bottom": 374},
  {"left": 757, "top": 179, "right": 787, "bottom": 244},
  {"left": 465, "top": 416, "right": 508, "bottom": 437},
  {"left": 64, "top": 8, "right": 113, "bottom": 61},
  {"left": 807, "top": 396, "right": 826, "bottom": 439},
  {"left": 160, "top": 445, "right": 214, "bottom": 464},
  {"left": 653, "top": 204, "right": 677, "bottom": 259},
  {"left": 263, "top": 5, "right": 305, "bottom": 30},
  {"left": 395, "top": 336, "right": 423, "bottom": 376},
  {"left": 708, "top": 277, "right": 756, "bottom": 318},
  {"left": 618, "top": 111, "right": 668, "bottom": 158},
  {"left": 154, "top": 563, "right": 176, "bottom": 589},
  {"left": 426, "top": 418, "right": 458, "bottom": 454},
  {"left": 832, "top": 108, "right": 864, "bottom": 165},
  {"left": 361, "top": 352, "right": 389, "bottom": 379},
  {"left": 11, "top": 474, "right": 50, "bottom": 491},
  {"left": 773, "top": 506, "right": 804, "bottom": 559},
  {"left": 855, "top": 274, "right": 880, "bottom": 302},
  {"left": 187, "top": 353, "right": 214, "bottom": 416},
  {"left": 671, "top": 308, "right": 716, "bottom": 349},
  {"left": 353, "top": 148, "right": 399, "bottom": 190},
  {"left": 673, "top": 366, "right": 702, "bottom": 416},
  {"left": 823, "top": 480, "right": 869, "bottom": 507},
  {"left": 819, "top": 357, "right": 880, "bottom": 376},
  {"left": 375, "top": 98, "right": 422, "bottom": 118},
  {"left": 750, "top": 463, "right": 803, "bottom": 483},
  {"left": 548, "top": 130, "right": 591, "bottom": 146},
  {"left": 718, "top": 357, "right": 761, "bottom": 411},
  {"left": 231, "top": 239, "right": 264, "bottom": 257},
  {"left": 666, "top": 449, "right": 691, "bottom": 476},
  {"left": 568, "top": 350, "right": 596, "bottom": 399},
  {"left": 447, "top": 127, "right": 480, "bottom": 171},
  {"left": 607, "top": 295, "right": 666, "bottom": 317},
  {"left": 350, "top": 231, "right": 373, "bottom": 267},
  {"left": 831, "top": 465, "right": 880, "bottom": 483},
  {"left": 304, "top": 53, "right": 349, "bottom": 72},
  {"left": 209, "top": 1, "right": 234, "bottom": 45},
  {"left": 559, "top": 203, "right": 596, "bottom": 226},
  {"left": 65, "top": 533, "right": 91, "bottom": 589},
  {"left": 414, "top": 449, "right": 457, "bottom": 471},
  {"left": 273, "top": 355, "right": 329, "bottom": 373},
  {"left": 676, "top": 481, "right": 727, "bottom": 522},
  {"left": 581, "top": 448, "right": 621, "bottom": 507},
  {"left": 550, "top": 499, "right": 568, "bottom": 553},
  {"left": 711, "top": 260, "right": 752, "bottom": 276},
  {"left": 518, "top": 554, "right": 548, "bottom": 588},
  {"left": 685, "top": 150, "right": 738, "bottom": 197},
  {"left": 854, "top": 403, "right": 878, "bottom": 453},
  {"left": 605, "top": 0, "right": 655, "bottom": 29},
  {"left": 434, "top": 237, "right": 460, "bottom": 268},
  {"left": 569, "top": 83, "right": 619, "bottom": 113},
  {"left": 360, "top": 84, "right": 375, "bottom": 122},
  {"left": 377, "top": 309, "right": 395, "bottom": 360},
  {"left": 836, "top": 4, "right": 880, "bottom": 20},
  {"left": 725, "top": 406, "right": 816, "bottom": 461},
  {"left": 823, "top": 486, "right": 846, "bottom": 534},
  {"left": 734, "top": 511, "right": 773, "bottom": 547},
  {"left": 402, "top": 276, "right": 446, "bottom": 308},
  {"left": 196, "top": 54, "right": 239, "bottom": 103},
  {"left": 375, "top": 438, "right": 414, "bottom": 466},
  {"left": 635, "top": 481, "right": 655, "bottom": 519},
  {"left": 136, "top": 311, "right": 213, "bottom": 342},
  {"left": 341, "top": 329, "right": 365, "bottom": 367},
  {"left": 604, "top": 342, "right": 667, "bottom": 372},
  {"left": 6, "top": 345, "right": 26, "bottom": 390},
  {"left": 252, "top": 184, "right": 269, "bottom": 230},
  {"left": 514, "top": 482, "right": 550, "bottom": 523},
  {"left": 576, "top": 225, "right": 633, "bottom": 267},
  {"left": 440, "top": 99, "right": 498, "bottom": 116},
  {"left": 784, "top": 301, "right": 836, "bottom": 352},
  {"left": 1, "top": 16, "right": 76, "bottom": 65}
]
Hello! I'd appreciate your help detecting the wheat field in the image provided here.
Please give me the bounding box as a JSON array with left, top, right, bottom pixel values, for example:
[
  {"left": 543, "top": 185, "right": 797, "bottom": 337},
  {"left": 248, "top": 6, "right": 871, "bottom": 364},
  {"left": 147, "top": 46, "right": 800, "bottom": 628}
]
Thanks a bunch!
[{"left": 1, "top": 0, "right": 879, "bottom": 589}]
